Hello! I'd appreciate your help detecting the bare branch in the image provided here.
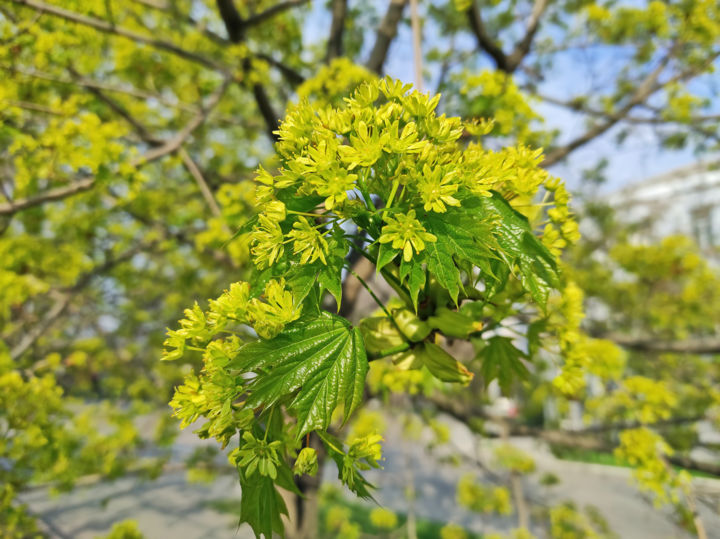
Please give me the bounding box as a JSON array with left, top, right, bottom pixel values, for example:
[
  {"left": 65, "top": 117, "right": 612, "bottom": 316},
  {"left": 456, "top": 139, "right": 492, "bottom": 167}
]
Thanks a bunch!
[
  {"left": 215, "top": 0, "right": 309, "bottom": 41},
  {"left": 467, "top": 1, "right": 508, "bottom": 71},
  {"left": 542, "top": 53, "right": 672, "bottom": 167},
  {"left": 245, "top": 0, "right": 310, "bottom": 28},
  {"left": 215, "top": 0, "right": 245, "bottom": 41},
  {"left": 68, "top": 67, "right": 162, "bottom": 144},
  {"left": 601, "top": 334, "right": 720, "bottom": 354},
  {"left": 255, "top": 52, "right": 305, "bottom": 86},
  {"left": 8, "top": 0, "right": 228, "bottom": 73},
  {"left": 0, "top": 177, "right": 95, "bottom": 216},
  {"left": 138, "top": 77, "right": 231, "bottom": 164},
  {"left": 251, "top": 81, "right": 280, "bottom": 142},
  {"left": 543, "top": 48, "right": 720, "bottom": 166},
  {"left": 325, "top": 0, "right": 347, "bottom": 62},
  {"left": 506, "top": 0, "right": 549, "bottom": 71},
  {"left": 179, "top": 148, "right": 223, "bottom": 219},
  {"left": 366, "top": 0, "right": 408, "bottom": 75}
]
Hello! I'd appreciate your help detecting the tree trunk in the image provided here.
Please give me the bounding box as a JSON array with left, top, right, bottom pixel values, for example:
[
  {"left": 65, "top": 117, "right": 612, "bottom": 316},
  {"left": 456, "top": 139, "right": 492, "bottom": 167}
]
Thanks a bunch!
[{"left": 282, "top": 434, "right": 326, "bottom": 539}]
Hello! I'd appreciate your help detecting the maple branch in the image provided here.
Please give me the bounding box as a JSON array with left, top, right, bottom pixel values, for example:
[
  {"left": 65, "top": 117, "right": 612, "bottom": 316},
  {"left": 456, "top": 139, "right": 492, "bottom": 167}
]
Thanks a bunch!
[
  {"left": 215, "top": 0, "right": 309, "bottom": 41},
  {"left": 602, "top": 334, "right": 720, "bottom": 354},
  {"left": 366, "top": 0, "right": 408, "bottom": 74},
  {"left": 179, "top": 148, "right": 223, "bottom": 219},
  {"left": 467, "top": 1, "right": 508, "bottom": 71},
  {"left": 542, "top": 47, "right": 720, "bottom": 166},
  {"left": 0, "top": 177, "right": 95, "bottom": 216},
  {"left": 245, "top": 0, "right": 309, "bottom": 28},
  {"left": 3, "top": 66, "right": 199, "bottom": 113},
  {"left": 542, "top": 53, "right": 672, "bottom": 167},
  {"left": 138, "top": 77, "right": 230, "bottom": 164},
  {"left": 506, "top": 0, "right": 549, "bottom": 71}
]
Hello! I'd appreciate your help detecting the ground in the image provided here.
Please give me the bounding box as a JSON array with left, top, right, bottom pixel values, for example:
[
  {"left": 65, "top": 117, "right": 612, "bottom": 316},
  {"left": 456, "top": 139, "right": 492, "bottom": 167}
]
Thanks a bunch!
[{"left": 21, "top": 415, "right": 720, "bottom": 538}]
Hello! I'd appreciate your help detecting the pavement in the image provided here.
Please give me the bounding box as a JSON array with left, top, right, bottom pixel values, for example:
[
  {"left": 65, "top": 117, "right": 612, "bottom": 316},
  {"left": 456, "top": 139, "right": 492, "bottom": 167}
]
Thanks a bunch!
[{"left": 20, "top": 414, "right": 720, "bottom": 539}]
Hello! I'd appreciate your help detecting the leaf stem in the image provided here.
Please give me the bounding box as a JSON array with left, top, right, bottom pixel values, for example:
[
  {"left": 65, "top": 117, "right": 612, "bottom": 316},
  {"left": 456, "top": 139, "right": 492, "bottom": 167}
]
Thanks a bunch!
[{"left": 263, "top": 406, "right": 275, "bottom": 442}]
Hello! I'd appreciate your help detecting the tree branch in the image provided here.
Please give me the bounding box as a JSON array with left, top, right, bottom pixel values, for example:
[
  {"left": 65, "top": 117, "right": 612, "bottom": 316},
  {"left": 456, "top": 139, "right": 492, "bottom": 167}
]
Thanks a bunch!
[
  {"left": 467, "top": 1, "right": 508, "bottom": 71},
  {"left": 325, "top": 0, "right": 347, "bottom": 62},
  {"left": 366, "top": 0, "right": 408, "bottom": 75},
  {"left": 138, "top": 77, "right": 230, "bottom": 164},
  {"left": 245, "top": 0, "right": 310, "bottom": 28},
  {"left": 179, "top": 148, "right": 223, "bottom": 219},
  {"left": 0, "top": 177, "right": 95, "bottom": 216},
  {"left": 215, "top": 0, "right": 309, "bottom": 41},
  {"left": 542, "top": 53, "right": 672, "bottom": 167},
  {"left": 601, "top": 334, "right": 720, "bottom": 354},
  {"left": 3, "top": 66, "right": 199, "bottom": 113},
  {"left": 506, "top": 0, "right": 548, "bottom": 71}
]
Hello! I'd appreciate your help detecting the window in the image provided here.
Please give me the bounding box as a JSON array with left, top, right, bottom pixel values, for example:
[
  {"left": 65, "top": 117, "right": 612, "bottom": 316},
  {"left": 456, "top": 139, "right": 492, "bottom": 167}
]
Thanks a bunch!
[{"left": 691, "top": 205, "right": 717, "bottom": 249}]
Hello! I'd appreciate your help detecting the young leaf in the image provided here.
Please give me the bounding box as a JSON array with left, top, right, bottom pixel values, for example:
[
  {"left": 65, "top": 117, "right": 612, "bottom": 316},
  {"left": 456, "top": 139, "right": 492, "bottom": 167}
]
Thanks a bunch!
[
  {"left": 318, "top": 256, "right": 343, "bottom": 309},
  {"left": 285, "top": 264, "right": 319, "bottom": 305},
  {"left": 376, "top": 242, "right": 398, "bottom": 274},
  {"left": 425, "top": 238, "right": 461, "bottom": 304},
  {"left": 478, "top": 336, "right": 529, "bottom": 394},
  {"left": 399, "top": 259, "right": 426, "bottom": 312},
  {"left": 234, "top": 312, "right": 368, "bottom": 438},
  {"left": 238, "top": 472, "right": 288, "bottom": 539},
  {"left": 476, "top": 192, "right": 559, "bottom": 307}
]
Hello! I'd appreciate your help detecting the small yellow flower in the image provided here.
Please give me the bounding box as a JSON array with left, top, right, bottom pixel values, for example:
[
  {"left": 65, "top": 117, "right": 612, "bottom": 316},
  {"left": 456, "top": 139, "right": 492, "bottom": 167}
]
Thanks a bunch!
[
  {"left": 418, "top": 165, "right": 460, "bottom": 213},
  {"left": 249, "top": 214, "right": 284, "bottom": 269},
  {"left": 378, "top": 210, "right": 437, "bottom": 262},
  {"left": 288, "top": 216, "right": 329, "bottom": 265}
]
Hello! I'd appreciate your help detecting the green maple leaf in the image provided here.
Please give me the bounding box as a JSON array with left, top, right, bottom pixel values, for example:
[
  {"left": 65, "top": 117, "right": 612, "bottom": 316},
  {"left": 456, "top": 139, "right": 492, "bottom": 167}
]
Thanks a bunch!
[
  {"left": 238, "top": 462, "right": 299, "bottom": 538},
  {"left": 420, "top": 201, "right": 501, "bottom": 304},
  {"left": 425, "top": 238, "right": 462, "bottom": 304},
  {"left": 234, "top": 312, "right": 368, "bottom": 438},
  {"left": 478, "top": 336, "right": 529, "bottom": 394},
  {"left": 474, "top": 192, "right": 559, "bottom": 307}
]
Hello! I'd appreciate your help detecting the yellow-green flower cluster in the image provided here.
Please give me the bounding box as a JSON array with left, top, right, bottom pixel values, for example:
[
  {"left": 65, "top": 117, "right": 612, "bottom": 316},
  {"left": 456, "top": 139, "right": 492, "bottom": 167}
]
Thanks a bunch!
[
  {"left": 615, "top": 427, "right": 690, "bottom": 506},
  {"left": 164, "top": 279, "right": 300, "bottom": 444},
  {"left": 249, "top": 77, "right": 575, "bottom": 271}
]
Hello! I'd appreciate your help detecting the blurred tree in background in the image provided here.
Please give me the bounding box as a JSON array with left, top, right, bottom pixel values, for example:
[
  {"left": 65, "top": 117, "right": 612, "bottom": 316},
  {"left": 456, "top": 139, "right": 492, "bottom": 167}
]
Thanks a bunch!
[{"left": 1, "top": 1, "right": 719, "bottom": 538}]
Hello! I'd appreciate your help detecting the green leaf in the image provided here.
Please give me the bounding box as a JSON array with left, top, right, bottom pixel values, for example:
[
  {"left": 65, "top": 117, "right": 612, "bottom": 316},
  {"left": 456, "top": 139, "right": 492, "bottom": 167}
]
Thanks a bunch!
[
  {"left": 422, "top": 208, "right": 498, "bottom": 279},
  {"left": 285, "top": 264, "right": 318, "bottom": 305},
  {"left": 476, "top": 192, "right": 559, "bottom": 307},
  {"left": 317, "top": 431, "right": 376, "bottom": 500},
  {"left": 526, "top": 319, "right": 547, "bottom": 359},
  {"left": 318, "top": 256, "right": 343, "bottom": 309},
  {"left": 238, "top": 472, "right": 288, "bottom": 538},
  {"left": 221, "top": 214, "right": 258, "bottom": 249},
  {"left": 478, "top": 336, "right": 529, "bottom": 394},
  {"left": 376, "top": 242, "right": 397, "bottom": 274},
  {"left": 399, "top": 259, "right": 426, "bottom": 312},
  {"left": 425, "top": 238, "right": 461, "bottom": 304},
  {"left": 234, "top": 312, "right": 369, "bottom": 438}
]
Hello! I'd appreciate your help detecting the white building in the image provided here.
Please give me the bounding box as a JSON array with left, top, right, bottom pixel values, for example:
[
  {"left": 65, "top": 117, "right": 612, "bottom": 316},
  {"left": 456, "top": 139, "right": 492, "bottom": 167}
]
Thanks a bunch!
[{"left": 604, "top": 161, "right": 720, "bottom": 253}]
